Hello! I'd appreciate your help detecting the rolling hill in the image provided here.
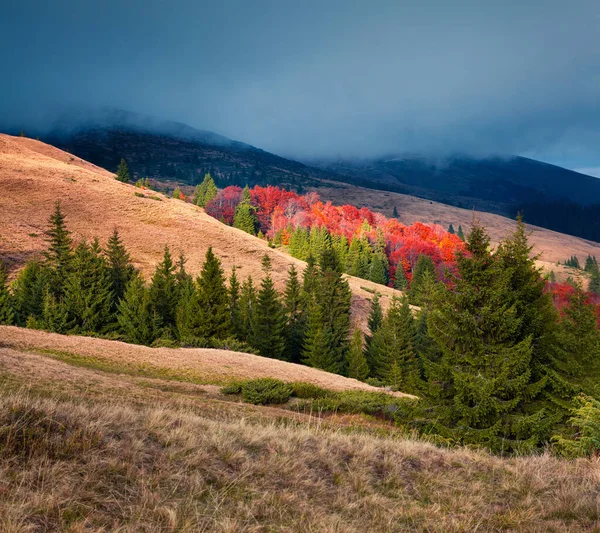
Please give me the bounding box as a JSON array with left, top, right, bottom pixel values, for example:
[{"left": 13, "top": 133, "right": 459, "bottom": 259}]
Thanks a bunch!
[{"left": 0, "top": 133, "right": 401, "bottom": 327}]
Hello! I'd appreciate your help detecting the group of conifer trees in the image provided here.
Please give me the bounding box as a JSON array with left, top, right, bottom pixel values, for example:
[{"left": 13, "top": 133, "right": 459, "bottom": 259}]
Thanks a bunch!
[
  {"left": 2, "top": 202, "right": 600, "bottom": 452},
  {"left": 0, "top": 202, "right": 358, "bottom": 375}
]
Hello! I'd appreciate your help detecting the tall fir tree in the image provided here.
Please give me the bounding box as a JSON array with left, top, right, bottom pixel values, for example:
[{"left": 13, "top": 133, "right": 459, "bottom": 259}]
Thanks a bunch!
[
  {"left": 365, "top": 292, "right": 383, "bottom": 370},
  {"left": 394, "top": 265, "right": 408, "bottom": 290},
  {"left": 408, "top": 255, "right": 436, "bottom": 305},
  {"left": 193, "top": 173, "right": 218, "bottom": 207},
  {"left": 118, "top": 274, "right": 156, "bottom": 345},
  {"left": 116, "top": 158, "right": 131, "bottom": 183},
  {"left": 105, "top": 228, "right": 134, "bottom": 312},
  {"left": 238, "top": 276, "right": 257, "bottom": 343},
  {"left": 175, "top": 274, "right": 200, "bottom": 341},
  {"left": 0, "top": 261, "right": 14, "bottom": 325},
  {"left": 196, "top": 246, "right": 231, "bottom": 339},
  {"left": 41, "top": 289, "right": 70, "bottom": 333},
  {"left": 456, "top": 225, "right": 465, "bottom": 241},
  {"left": 302, "top": 298, "right": 336, "bottom": 372},
  {"left": 370, "top": 297, "right": 420, "bottom": 391},
  {"left": 427, "top": 222, "right": 540, "bottom": 452},
  {"left": 149, "top": 246, "right": 178, "bottom": 336},
  {"left": 251, "top": 255, "right": 286, "bottom": 359},
  {"left": 12, "top": 261, "right": 48, "bottom": 325},
  {"left": 589, "top": 266, "right": 600, "bottom": 295},
  {"left": 283, "top": 264, "right": 305, "bottom": 363},
  {"left": 63, "top": 239, "right": 113, "bottom": 333},
  {"left": 44, "top": 201, "right": 72, "bottom": 297},
  {"left": 448, "top": 224, "right": 455, "bottom": 234},
  {"left": 233, "top": 186, "right": 258, "bottom": 234},
  {"left": 346, "top": 329, "right": 370, "bottom": 381},
  {"left": 228, "top": 266, "right": 242, "bottom": 338}
]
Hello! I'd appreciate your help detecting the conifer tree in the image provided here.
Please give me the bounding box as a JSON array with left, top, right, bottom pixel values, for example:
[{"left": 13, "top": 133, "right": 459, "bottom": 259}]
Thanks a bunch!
[
  {"left": 427, "top": 222, "right": 538, "bottom": 451},
  {"left": 149, "top": 246, "right": 178, "bottom": 335},
  {"left": 252, "top": 255, "right": 286, "bottom": 359},
  {"left": 12, "top": 261, "right": 48, "bottom": 325},
  {"left": 175, "top": 274, "right": 199, "bottom": 341},
  {"left": 0, "top": 261, "right": 14, "bottom": 325},
  {"left": 559, "top": 284, "right": 600, "bottom": 394},
  {"left": 118, "top": 274, "right": 156, "bottom": 345},
  {"left": 589, "top": 266, "right": 600, "bottom": 295},
  {"left": 302, "top": 298, "right": 337, "bottom": 372},
  {"left": 233, "top": 187, "right": 258, "bottom": 235},
  {"left": 456, "top": 225, "right": 465, "bottom": 241},
  {"left": 193, "top": 173, "right": 218, "bottom": 207},
  {"left": 41, "top": 289, "right": 70, "bottom": 333},
  {"left": 332, "top": 234, "right": 349, "bottom": 269},
  {"left": 370, "top": 297, "right": 420, "bottom": 391},
  {"left": 283, "top": 264, "right": 305, "bottom": 362},
  {"left": 288, "top": 227, "right": 310, "bottom": 260},
  {"left": 63, "top": 240, "right": 113, "bottom": 333},
  {"left": 228, "top": 266, "right": 242, "bottom": 337},
  {"left": 392, "top": 206, "right": 399, "bottom": 218},
  {"left": 367, "top": 293, "right": 383, "bottom": 337},
  {"left": 394, "top": 266, "right": 408, "bottom": 290},
  {"left": 196, "top": 246, "right": 231, "bottom": 339},
  {"left": 549, "top": 270, "right": 556, "bottom": 283},
  {"left": 105, "top": 228, "right": 134, "bottom": 310},
  {"left": 302, "top": 254, "right": 319, "bottom": 297},
  {"left": 116, "top": 158, "right": 131, "bottom": 183},
  {"left": 44, "top": 201, "right": 72, "bottom": 296},
  {"left": 347, "top": 329, "right": 370, "bottom": 380},
  {"left": 172, "top": 187, "right": 182, "bottom": 199},
  {"left": 369, "top": 253, "right": 388, "bottom": 285},
  {"left": 408, "top": 255, "right": 436, "bottom": 305},
  {"left": 448, "top": 224, "right": 455, "bottom": 234},
  {"left": 584, "top": 255, "right": 598, "bottom": 273},
  {"left": 238, "top": 276, "right": 257, "bottom": 342}
]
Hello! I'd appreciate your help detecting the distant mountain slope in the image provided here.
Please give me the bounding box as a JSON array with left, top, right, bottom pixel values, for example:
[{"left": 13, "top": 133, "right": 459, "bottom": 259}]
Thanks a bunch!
[{"left": 313, "top": 155, "right": 600, "bottom": 213}]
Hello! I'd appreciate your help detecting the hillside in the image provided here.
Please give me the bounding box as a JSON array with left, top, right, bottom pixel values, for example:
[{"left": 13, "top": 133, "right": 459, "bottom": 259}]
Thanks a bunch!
[
  {"left": 2, "top": 326, "right": 599, "bottom": 531},
  {"left": 0, "top": 133, "right": 401, "bottom": 325},
  {"left": 313, "top": 181, "right": 600, "bottom": 283}
]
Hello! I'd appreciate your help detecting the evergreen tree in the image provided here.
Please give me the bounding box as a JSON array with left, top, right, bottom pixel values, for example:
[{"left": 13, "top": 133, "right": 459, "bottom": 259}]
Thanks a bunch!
[
  {"left": 302, "top": 298, "right": 337, "bottom": 372},
  {"left": 283, "top": 264, "right": 305, "bottom": 363},
  {"left": 233, "top": 187, "right": 258, "bottom": 235},
  {"left": 118, "top": 274, "right": 156, "bottom": 345},
  {"left": 370, "top": 297, "right": 420, "bottom": 391},
  {"left": 589, "top": 266, "right": 600, "bottom": 295},
  {"left": 369, "top": 253, "right": 388, "bottom": 285},
  {"left": 584, "top": 255, "right": 598, "bottom": 273},
  {"left": 347, "top": 329, "right": 370, "bottom": 381},
  {"left": 456, "top": 225, "right": 465, "bottom": 241},
  {"left": 228, "top": 266, "right": 242, "bottom": 338},
  {"left": 252, "top": 255, "right": 286, "bottom": 359},
  {"left": 392, "top": 206, "right": 399, "bottom": 218},
  {"left": 63, "top": 240, "right": 113, "bottom": 333},
  {"left": 288, "top": 227, "right": 310, "bottom": 260},
  {"left": 367, "top": 293, "right": 383, "bottom": 336},
  {"left": 149, "top": 246, "right": 178, "bottom": 335},
  {"left": 238, "top": 276, "right": 257, "bottom": 342},
  {"left": 559, "top": 284, "right": 600, "bottom": 395},
  {"left": 549, "top": 270, "right": 556, "bottom": 283},
  {"left": 408, "top": 255, "right": 436, "bottom": 305},
  {"left": 12, "top": 261, "right": 48, "bottom": 325},
  {"left": 175, "top": 274, "right": 200, "bottom": 341},
  {"left": 116, "top": 158, "right": 131, "bottom": 183},
  {"left": 193, "top": 173, "right": 218, "bottom": 207},
  {"left": 41, "top": 289, "right": 70, "bottom": 333},
  {"left": 44, "top": 201, "right": 72, "bottom": 297},
  {"left": 0, "top": 261, "right": 14, "bottom": 325},
  {"left": 448, "top": 224, "right": 455, "bottom": 234},
  {"left": 105, "top": 228, "right": 134, "bottom": 311},
  {"left": 302, "top": 254, "right": 319, "bottom": 297},
  {"left": 394, "top": 266, "right": 408, "bottom": 290},
  {"left": 427, "top": 222, "right": 538, "bottom": 452},
  {"left": 196, "top": 246, "right": 231, "bottom": 339}
]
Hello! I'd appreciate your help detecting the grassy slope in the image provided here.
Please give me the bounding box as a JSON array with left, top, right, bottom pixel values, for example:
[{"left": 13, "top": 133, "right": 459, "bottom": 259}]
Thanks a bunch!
[
  {"left": 1, "top": 327, "right": 600, "bottom": 532},
  {"left": 0, "top": 133, "right": 401, "bottom": 328}
]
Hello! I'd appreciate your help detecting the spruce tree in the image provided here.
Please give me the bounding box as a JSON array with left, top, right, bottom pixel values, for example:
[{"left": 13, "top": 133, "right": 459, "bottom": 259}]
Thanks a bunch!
[
  {"left": 233, "top": 188, "right": 258, "bottom": 235},
  {"left": 105, "top": 228, "right": 134, "bottom": 311},
  {"left": 347, "top": 329, "right": 370, "bottom": 381},
  {"left": 0, "top": 261, "right": 14, "bottom": 325},
  {"left": 118, "top": 274, "right": 156, "bottom": 345},
  {"left": 175, "top": 274, "right": 200, "bottom": 341},
  {"left": 394, "top": 265, "right": 408, "bottom": 290},
  {"left": 367, "top": 293, "right": 383, "bottom": 336},
  {"left": 584, "top": 255, "right": 598, "bottom": 273},
  {"left": 12, "top": 261, "right": 48, "bottom": 325},
  {"left": 116, "top": 158, "right": 131, "bottom": 183},
  {"left": 149, "top": 246, "right": 178, "bottom": 335},
  {"left": 238, "top": 276, "right": 257, "bottom": 342},
  {"left": 41, "top": 289, "right": 70, "bottom": 333},
  {"left": 44, "top": 201, "right": 72, "bottom": 297},
  {"left": 302, "top": 298, "right": 337, "bottom": 372},
  {"left": 370, "top": 297, "right": 420, "bottom": 391},
  {"left": 193, "top": 173, "right": 218, "bottom": 207},
  {"left": 369, "top": 253, "right": 388, "bottom": 285},
  {"left": 196, "top": 246, "right": 231, "bottom": 339},
  {"left": 228, "top": 266, "right": 242, "bottom": 338},
  {"left": 456, "top": 225, "right": 465, "bottom": 241},
  {"left": 427, "top": 222, "right": 538, "bottom": 452},
  {"left": 302, "top": 254, "right": 319, "bottom": 297},
  {"left": 63, "top": 240, "right": 113, "bottom": 333},
  {"left": 448, "top": 224, "right": 455, "bottom": 234},
  {"left": 252, "top": 255, "right": 286, "bottom": 359},
  {"left": 283, "top": 264, "right": 305, "bottom": 362},
  {"left": 408, "top": 255, "right": 436, "bottom": 305},
  {"left": 288, "top": 227, "right": 310, "bottom": 260},
  {"left": 392, "top": 206, "right": 399, "bottom": 218},
  {"left": 589, "top": 266, "right": 600, "bottom": 295},
  {"left": 172, "top": 187, "right": 182, "bottom": 199}
]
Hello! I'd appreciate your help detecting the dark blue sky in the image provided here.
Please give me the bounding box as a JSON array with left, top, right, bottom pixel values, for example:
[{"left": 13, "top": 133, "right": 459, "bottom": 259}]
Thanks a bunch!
[{"left": 1, "top": 1, "right": 599, "bottom": 174}]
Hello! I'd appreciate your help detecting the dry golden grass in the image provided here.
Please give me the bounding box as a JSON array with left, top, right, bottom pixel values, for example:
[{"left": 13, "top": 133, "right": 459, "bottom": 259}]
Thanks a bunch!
[
  {"left": 0, "top": 134, "right": 400, "bottom": 328},
  {"left": 316, "top": 182, "right": 600, "bottom": 283},
  {"left": 2, "top": 330, "right": 600, "bottom": 532},
  {"left": 0, "top": 326, "right": 414, "bottom": 397}
]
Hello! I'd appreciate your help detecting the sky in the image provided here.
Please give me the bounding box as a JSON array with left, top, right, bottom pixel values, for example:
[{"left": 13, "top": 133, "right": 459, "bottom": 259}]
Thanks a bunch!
[{"left": 1, "top": 0, "right": 600, "bottom": 174}]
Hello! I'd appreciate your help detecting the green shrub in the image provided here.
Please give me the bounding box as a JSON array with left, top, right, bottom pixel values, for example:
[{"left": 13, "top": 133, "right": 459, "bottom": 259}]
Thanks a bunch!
[
  {"left": 364, "top": 377, "right": 387, "bottom": 388},
  {"left": 552, "top": 394, "right": 600, "bottom": 457},
  {"left": 240, "top": 378, "right": 293, "bottom": 405},
  {"left": 180, "top": 336, "right": 258, "bottom": 354},
  {"left": 291, "top": 382, "right": 331, "bottom": 399},
  {"left": 220, "top": 382, "right": 243, "bottom": 395},
  {"left": 151, "top": 338, "right": 180, "bottom": 348}
]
